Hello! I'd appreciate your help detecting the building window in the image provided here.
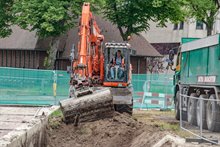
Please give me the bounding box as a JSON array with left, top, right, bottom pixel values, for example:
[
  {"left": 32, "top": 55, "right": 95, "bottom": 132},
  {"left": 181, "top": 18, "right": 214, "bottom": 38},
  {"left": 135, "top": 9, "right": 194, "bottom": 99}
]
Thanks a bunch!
[
  {"left": 173, "top": 24, "right": 178, "bottom": 30},
  {"left": 196, "top": 21, "right": 203, "bottom": 30},
  {"left": 179, "top": 22, "right": 184, "bottom": 30}
]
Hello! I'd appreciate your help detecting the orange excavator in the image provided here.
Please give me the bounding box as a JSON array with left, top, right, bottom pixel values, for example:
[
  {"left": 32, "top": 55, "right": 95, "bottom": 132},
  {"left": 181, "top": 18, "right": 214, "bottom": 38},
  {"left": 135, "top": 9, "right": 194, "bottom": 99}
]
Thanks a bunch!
[{"left": 60, "top": 3, "right": 134, "bottom": 124}]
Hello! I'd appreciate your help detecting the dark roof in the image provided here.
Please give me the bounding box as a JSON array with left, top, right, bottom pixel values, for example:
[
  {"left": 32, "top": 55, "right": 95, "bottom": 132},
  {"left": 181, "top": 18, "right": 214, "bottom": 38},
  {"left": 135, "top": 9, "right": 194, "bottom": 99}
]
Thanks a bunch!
[
  {"left": 151, "top": 43, "right": 180, "bottom": 55},
  {"left": 0, "top": 26, "right": 66, "bottom": 51},
  {"left": 63, "top": 16, "right": 161, "bottom": 58},
  {"left": 0, "top": 26, "right": 39, "bottom": 50},
  {"left": 0, "top": 16, "right": 161, "bottom": 57}
]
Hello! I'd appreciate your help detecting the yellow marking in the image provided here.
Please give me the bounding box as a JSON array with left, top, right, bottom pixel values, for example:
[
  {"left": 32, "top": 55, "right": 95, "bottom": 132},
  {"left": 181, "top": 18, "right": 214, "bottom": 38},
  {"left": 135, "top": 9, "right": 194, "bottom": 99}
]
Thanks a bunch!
[
  {"left": 53, "top": 83, "right": 57, "bottom": 97},
  {"left": 176, "top": 65, "right": 181, "bottom": 71}
]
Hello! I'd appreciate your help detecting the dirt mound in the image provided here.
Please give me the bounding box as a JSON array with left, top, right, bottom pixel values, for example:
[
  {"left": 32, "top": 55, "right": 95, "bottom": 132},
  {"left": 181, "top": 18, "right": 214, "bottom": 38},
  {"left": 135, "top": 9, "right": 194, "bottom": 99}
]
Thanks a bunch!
[{"left": 46, "top": 112, "right": 168, "bottom": 147}]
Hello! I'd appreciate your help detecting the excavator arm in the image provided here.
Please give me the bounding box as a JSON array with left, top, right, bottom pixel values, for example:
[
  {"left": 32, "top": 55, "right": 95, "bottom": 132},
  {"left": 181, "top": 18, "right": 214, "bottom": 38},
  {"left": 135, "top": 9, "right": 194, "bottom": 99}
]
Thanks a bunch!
[
  {"left": 74, "top": 2, "right": 104, "bottom": 82},
  {"left": 68, "top": 3, "right": 105, "bottom": 97}
]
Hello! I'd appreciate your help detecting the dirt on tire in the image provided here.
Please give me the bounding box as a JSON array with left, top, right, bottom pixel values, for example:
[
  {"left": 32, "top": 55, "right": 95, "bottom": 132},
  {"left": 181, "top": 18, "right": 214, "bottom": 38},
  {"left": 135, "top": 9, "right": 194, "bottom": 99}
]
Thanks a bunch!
[{"left": 46, "top": 112, "right": 170, "bottom": 147}]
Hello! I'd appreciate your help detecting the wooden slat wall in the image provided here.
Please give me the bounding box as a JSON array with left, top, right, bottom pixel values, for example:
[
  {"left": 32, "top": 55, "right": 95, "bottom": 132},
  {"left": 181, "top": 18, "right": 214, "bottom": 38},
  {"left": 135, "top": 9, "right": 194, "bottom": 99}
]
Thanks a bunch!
[
  {"left": 0, "top": 50, "right": 47, "bottom": 69},
  {"left": 0, "top": 49, "right": 151, "bottom": 72},
  {"left": 130, "top": 56, "right": 147, "bottom": 74}
]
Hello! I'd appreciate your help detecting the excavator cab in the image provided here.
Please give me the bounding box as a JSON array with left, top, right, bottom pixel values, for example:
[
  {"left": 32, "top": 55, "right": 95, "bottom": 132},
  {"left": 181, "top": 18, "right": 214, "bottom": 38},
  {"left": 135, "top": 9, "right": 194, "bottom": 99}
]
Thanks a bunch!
[
  {"left": 103, "top": 42, "right": 132, "bottom": 87},
  {"left": 103, "top": 42, "right": 133, "bottom": 114}
]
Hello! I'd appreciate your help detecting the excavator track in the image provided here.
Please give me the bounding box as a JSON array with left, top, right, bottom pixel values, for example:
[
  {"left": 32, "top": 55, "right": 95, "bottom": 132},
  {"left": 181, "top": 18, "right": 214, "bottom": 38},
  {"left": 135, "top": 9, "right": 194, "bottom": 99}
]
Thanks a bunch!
[{"left": 60, "top": 89, "right": 114, "bottom": 125}]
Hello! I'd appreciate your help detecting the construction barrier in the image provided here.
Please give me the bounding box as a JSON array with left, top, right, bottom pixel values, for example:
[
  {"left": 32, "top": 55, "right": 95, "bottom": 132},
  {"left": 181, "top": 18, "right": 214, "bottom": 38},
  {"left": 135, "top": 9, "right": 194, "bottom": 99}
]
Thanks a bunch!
[
  {"left": 133, "top": 92, "right": 173, "bottom": 110},
  {"left": 132, "top": 75, "right": 174, "bottom": 109},
  {"left": 0, "top": 67, "right": 174, "bottom": 108}
]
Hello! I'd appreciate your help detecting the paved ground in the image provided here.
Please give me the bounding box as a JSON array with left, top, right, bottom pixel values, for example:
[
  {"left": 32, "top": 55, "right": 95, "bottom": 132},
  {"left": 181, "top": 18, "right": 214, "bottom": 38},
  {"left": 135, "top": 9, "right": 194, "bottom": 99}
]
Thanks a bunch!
[
  {"left": 0, "top": 106, "right": 58, "bottom": 146},
  {"left": 0, "top": 107, "right": 39, "bottom": 137}
]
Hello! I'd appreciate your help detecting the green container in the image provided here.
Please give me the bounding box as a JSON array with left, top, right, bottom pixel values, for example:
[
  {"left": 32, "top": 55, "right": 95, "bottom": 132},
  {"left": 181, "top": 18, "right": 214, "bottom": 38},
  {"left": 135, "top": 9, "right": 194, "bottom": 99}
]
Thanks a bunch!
[
  {"left": 180, "top": 34, "right": 220, "bottom": 85},
  {"left": 181, "top": 37, "right": 200, "bottom": 44}
]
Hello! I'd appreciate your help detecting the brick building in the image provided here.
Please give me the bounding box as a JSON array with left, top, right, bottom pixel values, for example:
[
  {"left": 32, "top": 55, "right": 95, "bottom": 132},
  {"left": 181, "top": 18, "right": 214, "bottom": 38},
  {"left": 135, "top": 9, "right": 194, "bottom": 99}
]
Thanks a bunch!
[{"left": 0, "top": 16, "right": 161, "bottom": 74}]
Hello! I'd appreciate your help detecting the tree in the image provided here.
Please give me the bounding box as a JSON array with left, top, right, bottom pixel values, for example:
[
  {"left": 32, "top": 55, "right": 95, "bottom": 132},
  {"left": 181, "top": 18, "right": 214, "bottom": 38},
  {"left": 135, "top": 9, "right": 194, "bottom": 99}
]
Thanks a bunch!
[
  {"left": 12, "top": 0, "right": 103, "bottom": 69},
  {"left": 0, "top": 0, "right": 13, "bottom": 37},
  {"left": 103, "top": 0, "right": 186, "bottom": 41},
  {"left": 185, "top": 0, "right": 220, "bottom": 36}
]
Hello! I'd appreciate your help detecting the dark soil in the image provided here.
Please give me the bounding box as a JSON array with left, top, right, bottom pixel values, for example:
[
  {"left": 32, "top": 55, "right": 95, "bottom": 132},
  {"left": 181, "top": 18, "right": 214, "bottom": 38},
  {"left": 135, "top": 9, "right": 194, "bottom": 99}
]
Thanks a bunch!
[{"left": 46, "top": 112, "right": 169, "bottom": 147}]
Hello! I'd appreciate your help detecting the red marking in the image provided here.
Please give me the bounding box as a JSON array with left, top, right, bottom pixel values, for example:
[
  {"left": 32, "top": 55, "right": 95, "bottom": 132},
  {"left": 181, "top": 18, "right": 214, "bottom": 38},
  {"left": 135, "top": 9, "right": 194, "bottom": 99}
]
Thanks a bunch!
[
  {"left": 136, "top": 92, "right": 144, "bottom": 96},
  {"left": 151, "top": 100, "right": 159, "bottom": 104},
  {"left": 152, "top": 93, "right": 159, "bottom": 97}
]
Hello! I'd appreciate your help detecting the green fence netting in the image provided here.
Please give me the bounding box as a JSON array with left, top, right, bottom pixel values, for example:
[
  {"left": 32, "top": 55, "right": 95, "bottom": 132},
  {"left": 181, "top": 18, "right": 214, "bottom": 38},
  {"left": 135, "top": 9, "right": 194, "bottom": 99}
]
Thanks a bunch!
[
  {"left": 0, "top": 67, "right": 69, "bottom": 105},
  {"left": 132, "top": 74, "right": 174, "bottom": 109},
  {"left": 0, "top": 67, "right": 174, "bottom": 109}
]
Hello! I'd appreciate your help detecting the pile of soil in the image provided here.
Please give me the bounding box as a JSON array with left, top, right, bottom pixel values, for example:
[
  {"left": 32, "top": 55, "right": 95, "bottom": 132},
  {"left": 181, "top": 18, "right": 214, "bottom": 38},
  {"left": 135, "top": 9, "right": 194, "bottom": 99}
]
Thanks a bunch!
[{"left": 46, "top": 112, "right": 169, "bottom": 147}]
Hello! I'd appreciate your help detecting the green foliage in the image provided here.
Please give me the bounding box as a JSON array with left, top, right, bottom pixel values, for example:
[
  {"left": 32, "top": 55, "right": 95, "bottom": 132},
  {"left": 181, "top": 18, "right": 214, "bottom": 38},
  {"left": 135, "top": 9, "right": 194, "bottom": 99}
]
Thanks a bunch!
[
  {"left": 11, "top": 0, "right": 103, "bottom": 69},
  {"left": 13, "top": 0, "right": 79, "bottom": 38},
  {"left": 0, "top": 0, "right": 13, "bottom": 37},
  {"left": 103, "top": 0, "right": 186, "bottom": 41},
  {"left": 185, "top": 0, "right": 220, "bottom": 35},
  {"left": 152, "top": 0, "right": 186, "bottom": 26},
  {"left": 12, "top": 0, "right": 104, "bottom": 38}
]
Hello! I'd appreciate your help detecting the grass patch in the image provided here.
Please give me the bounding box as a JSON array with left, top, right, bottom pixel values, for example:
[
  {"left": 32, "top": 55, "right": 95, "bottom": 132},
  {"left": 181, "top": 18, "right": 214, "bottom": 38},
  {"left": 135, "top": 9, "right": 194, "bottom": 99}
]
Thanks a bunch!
[
  {"left": 133, "top": 110, "right": 191, "bottom": 138},
  {"left": 50, "top": 109, "right": 63, "bottom": 118},
  {"left": 48, "top": 109, "right": 63, "bottom": 129}
]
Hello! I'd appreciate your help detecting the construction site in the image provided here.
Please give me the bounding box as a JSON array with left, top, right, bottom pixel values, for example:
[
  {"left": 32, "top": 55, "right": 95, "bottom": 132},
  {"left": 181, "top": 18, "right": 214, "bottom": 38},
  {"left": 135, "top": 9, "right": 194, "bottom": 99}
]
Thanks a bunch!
[{"left": 1, "top": 1, "right": 220, "bottom": 147}]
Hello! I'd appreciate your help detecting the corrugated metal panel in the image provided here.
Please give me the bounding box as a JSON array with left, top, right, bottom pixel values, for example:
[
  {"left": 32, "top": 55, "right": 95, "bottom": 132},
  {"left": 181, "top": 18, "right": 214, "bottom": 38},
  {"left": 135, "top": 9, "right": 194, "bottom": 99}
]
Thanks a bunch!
[{"left": 181, "top": 34, "right": 219, "bottom": 52}]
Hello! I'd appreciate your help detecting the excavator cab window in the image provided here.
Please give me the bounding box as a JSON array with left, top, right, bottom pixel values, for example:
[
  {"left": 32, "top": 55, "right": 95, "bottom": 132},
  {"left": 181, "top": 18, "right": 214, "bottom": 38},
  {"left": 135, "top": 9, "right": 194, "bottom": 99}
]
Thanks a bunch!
[{"left": 104, "top": 46, "right": 130, "bottom": 83}]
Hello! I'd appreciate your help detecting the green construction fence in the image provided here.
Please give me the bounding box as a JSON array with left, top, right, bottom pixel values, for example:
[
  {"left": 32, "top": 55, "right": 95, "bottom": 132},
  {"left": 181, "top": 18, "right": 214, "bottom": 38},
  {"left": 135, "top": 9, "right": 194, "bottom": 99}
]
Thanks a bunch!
[{"left": 0, "top": 67, "right": 174, "bottom": 109}]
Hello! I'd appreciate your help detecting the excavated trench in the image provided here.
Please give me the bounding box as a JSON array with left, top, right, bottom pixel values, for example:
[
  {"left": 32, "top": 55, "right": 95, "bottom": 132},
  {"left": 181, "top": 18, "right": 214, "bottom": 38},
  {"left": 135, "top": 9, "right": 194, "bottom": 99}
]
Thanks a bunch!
[
  {"left": 0, "top": 107, "right": 175, "bottom": 147},
  {"left": 0, "top": 107, "right": 187, "bottom": 147},
  {"left": 45, "top": 111, "right": 174, "bottom": 147}
]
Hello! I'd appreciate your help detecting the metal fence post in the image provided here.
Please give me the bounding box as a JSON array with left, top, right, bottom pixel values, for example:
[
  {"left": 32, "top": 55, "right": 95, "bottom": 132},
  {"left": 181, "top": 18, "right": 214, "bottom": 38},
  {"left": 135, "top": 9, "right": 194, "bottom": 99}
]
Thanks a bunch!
[
  {"left": 147, "top": 80, "right": 150, "bottom": 92},
  {"left": 164, "top": 77, "right": 168, "bottom": 110},
  {"left": 200, "top": 98, "right": 203, "bottom": 137},
  {"left": 180, "top": 90, "right": 183, "bottom": 128},
  {"left": 53, "top": 70, "right": 57, "bottom": 105}
]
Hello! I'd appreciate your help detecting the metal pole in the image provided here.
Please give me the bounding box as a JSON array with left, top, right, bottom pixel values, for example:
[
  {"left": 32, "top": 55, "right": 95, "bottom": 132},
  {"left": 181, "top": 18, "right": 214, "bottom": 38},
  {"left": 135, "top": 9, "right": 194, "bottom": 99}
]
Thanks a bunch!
[
  {"left": 147, "top": 81, "right": 150, "bottom": 92},
  {"left": 164, "top": 69, "right": 169, "bottom": 109},
  {"left": 200, "top": 98, "right": 203, "bottom": 137},
  {"left": 180, "top": 90, "right": 183, "bottom": 128},
  {"left": 53, "top": 70, "right": 57, "bottom": 105}
]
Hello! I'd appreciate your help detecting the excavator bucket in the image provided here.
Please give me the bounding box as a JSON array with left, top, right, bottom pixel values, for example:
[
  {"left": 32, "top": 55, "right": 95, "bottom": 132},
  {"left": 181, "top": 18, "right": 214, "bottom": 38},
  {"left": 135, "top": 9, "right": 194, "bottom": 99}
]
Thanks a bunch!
[
  {"left": 59, "top": 87, "right": 133, "bottom": 125},
  {"left": 59, "top": 88, "right": 114, "bottom": 125}
]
